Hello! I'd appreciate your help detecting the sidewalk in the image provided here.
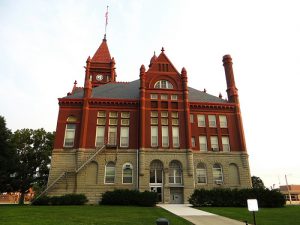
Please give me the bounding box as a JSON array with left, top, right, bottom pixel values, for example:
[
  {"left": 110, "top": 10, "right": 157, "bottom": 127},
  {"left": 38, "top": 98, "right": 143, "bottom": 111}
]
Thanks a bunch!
[{"left": 158, "top": 204, "right": 246, "bottom": 225}]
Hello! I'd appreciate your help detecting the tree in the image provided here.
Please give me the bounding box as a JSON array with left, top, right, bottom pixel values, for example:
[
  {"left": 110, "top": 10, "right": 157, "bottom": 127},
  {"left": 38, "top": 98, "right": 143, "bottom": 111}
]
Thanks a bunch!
[
  {"left": 11, "top": 128, "right": 54, "bottom": 204},
  {"left": 251, "top": 176, "right": 265, "bottom": 189},
  {"left": 0, "top": 116, "right": 17, "bottom": 192}
]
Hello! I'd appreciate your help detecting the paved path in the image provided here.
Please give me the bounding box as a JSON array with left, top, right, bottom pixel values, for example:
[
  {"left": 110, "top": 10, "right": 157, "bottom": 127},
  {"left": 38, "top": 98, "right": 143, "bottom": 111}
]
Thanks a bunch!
[{"left": 158, "top": 204, "right": 246, "bottom": 225}]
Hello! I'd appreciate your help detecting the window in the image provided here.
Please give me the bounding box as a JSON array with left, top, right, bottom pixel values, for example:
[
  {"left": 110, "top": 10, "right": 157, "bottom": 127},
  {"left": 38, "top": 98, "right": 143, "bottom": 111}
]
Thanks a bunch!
[
  {"left": 199, "top": 136, "right": 207, "bottom": 151},
  {"left": 108, "top": 127, "right": 117, "bottom": 146},
  {"left": 120, "top": 127, "right": 129, "bottom": 147},
  {"left": 109, "top": 112, "right": 118, "bottom": 118},
  {"left": 151, "top": 111, "right": 158, "bottom": 117},
  {"left": 161, "top": 111, "right": 168, "bottom": 117},
  {"left": 150, "top": 160, "right": 163, "bottom": 184},
  {"left": 171, "top": 112, "right": 178, "bottom": 118},
  {"left": 197, "top": 115, "right": 205, "bottom": 127},
  {"left": 190, "top": 114, "right": 194, "bottom": 123},
  {"left": 97, "top": 111, "right": 106, "bottom": 117},
  {"left": 162, "top": 126, "right": 169, "bottom": 147},
  {"left": 151, "top": 126, "right": 158, "bottom": 147},
  {"left": 161, "top": 94, "right": 168, "bottom": 100},
  {"left": 122, "top": 163, "right": 133, "bottom": 184},
  {"left": 222, "top": 136, "right": 230, "bottom": 152},
  {"left": 109, "top": 118, "right": 118, "bottom": 125},
  {"left": 150, "top": 94, "right": 158, "bottom": 100},
  {"left": 154, "top": 80, "right": 173, "bottom": 89},
  {"left": 208, "top": 115, "right": 216, "bottom": 127},
  {"left": 171, "top": 95, "right": 178, "bottom": 100},
  {"left": 213, "top": 163, "right": 223, "bottom": 184},
  {"left": 191, "top": 137, "right": 196, "bottom": 147},
  {"left": 95, "top": 126, "right": 105, "bottom": 147},
  {"left": 169, "top": 161, "right": 182, "bottom": 184},
  {"left": 161, "top": 118, "right": 168, "bottom": 125},
  {"left": 64, "top": 124, "right": 76, "bottom": 147},
  {"left": 196, "top": 163, "right": 207, "bottom": 184},
  {"left": 151, "top": 111, "right": 158, "bottom": 125},
  {"left": 121, "top": 112, "right": 130, "bottom": 118},
  {"left": 210, "top": 136, "right": 219, "bottom": 151},
  {"left": 219, "top": 115, "right": 227, "bottom": 128},
  {"left": 121, "top": 119, "right": 129, "bottom": 126},
  {"left": 172, "top": 126, "right": 180, "bottom": 148},
  {"left": 105, "top": 161, "right": 115, "bottom": 184},
  {"left": 172, "top": 119, "right": 179, "bottom": 125},
  {"left": 97, "top": 118, "right": 106, "bottom": 125}
]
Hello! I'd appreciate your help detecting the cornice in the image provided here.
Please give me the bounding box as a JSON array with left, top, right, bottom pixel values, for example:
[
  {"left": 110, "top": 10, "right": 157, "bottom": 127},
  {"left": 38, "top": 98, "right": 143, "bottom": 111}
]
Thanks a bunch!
[{"left": 190, "top": 101, "right": 236, "bottom": 111}]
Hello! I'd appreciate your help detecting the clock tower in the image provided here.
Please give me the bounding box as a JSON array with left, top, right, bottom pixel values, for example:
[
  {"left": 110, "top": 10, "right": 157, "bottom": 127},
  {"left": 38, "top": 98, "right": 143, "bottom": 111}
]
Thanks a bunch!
[{"left": 85, "top": 35, "right": 116, "bottom": 87}]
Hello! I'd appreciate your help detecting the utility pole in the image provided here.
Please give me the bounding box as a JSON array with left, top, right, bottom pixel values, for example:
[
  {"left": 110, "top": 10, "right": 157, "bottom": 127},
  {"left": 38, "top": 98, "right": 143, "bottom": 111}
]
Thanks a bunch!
[{"left": 285, "top": 174, "right": 292, "bottom": 204}]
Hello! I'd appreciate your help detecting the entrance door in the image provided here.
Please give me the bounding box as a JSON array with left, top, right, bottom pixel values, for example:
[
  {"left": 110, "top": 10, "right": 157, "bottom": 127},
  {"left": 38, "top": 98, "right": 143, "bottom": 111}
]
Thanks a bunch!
[
  {"left": 170, "top": 188, "right": 183, "bottom": 204},
  {"left": 150, "top": 186, "right": 162, "bottom": 202}
]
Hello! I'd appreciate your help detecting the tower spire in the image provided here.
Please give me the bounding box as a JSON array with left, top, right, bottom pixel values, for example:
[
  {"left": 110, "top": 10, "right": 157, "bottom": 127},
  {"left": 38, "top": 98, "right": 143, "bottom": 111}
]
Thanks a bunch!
[{"left": 104, "top": 6, "right": 109, "bottom": 40}]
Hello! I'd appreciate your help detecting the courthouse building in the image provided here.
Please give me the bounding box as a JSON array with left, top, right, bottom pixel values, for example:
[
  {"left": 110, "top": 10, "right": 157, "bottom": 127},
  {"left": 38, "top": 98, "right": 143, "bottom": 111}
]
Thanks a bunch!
[{"left": 47, "top": 35, "right": 252, "bottom": 204}]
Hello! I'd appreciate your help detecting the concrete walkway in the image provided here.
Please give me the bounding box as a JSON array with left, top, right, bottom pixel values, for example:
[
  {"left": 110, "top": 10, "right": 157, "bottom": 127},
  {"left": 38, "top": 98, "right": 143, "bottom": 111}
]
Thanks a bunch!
[{"left": 158, "top": 204, "right": 246, "bottom": 225}]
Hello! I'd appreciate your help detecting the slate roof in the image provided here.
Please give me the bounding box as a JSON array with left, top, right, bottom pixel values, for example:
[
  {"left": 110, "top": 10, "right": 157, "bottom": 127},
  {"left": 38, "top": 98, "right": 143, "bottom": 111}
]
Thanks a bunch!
[{"left": 64, "top": 79, "right": 227, "bottom": 103}]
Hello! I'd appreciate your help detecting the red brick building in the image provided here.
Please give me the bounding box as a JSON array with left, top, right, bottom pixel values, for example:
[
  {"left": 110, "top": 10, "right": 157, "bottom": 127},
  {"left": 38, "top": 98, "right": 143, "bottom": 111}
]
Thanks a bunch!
[{"left": 47, "top": 35, "right": 251, "bottom": 204}]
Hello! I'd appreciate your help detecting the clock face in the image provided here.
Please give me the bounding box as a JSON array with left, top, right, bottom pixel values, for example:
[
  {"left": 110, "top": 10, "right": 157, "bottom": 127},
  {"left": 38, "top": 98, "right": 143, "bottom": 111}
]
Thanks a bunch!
[{"left": 96, "top": 74, "right": 103, "bottom": 81}]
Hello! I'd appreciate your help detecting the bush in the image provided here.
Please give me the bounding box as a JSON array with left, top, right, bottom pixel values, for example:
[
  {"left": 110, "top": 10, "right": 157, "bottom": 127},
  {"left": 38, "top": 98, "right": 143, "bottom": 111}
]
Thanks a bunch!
[
  {"left": 31, "top": 194, "right": 88, "bottom": 205},
  {"left": 100, "top": 189, "right": 157, "bottom": 207},
  {"left": 189, "top": 188, "right": 285, "bottom": 208}
]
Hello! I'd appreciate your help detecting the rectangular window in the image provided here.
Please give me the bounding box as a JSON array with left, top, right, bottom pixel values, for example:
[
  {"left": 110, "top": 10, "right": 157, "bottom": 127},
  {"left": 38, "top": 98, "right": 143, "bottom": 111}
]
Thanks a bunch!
[
  {"left": 151, "top": 126, "right": 158, "bottom": 147},
  {"left": 208, "top": 115, "right": 216, "bottom": 127},
  {"left": 150, "top": 94, "right": 158, "bottom": 100},
  {"left": 109, "top": 112, "right": 118, "bottom": 118},
  {"left": 161, "top": 94, "right": 168, "bottom": 100},
  {"left": 121, "top": 119, "right": 130, "bottom": 126},
  {"left": 171, "top": 95, "right": 178, "bottom": 100},
  {"left": 199, "top": 136, "right": 207, "bottom": 151},
  {"left": 109, "top": 118, "right": 118, "bottom": 125},
  {"left": 172, "top": 112, "right": 178, "bottom": 118},
  {"left": 210, "top": 136, "right": 219, "bottom": 151},
  {"left": 191, "top": 137, "right": 196, "bottom": 147},
  {"left": 161, "top": 111, "right": 168, "bottom": 117},
  {"left": 97, "top": 111, "right": 106, "bottom": 117},
  {"left": 161, "top": 118, "right": 168, "bottom": 125},
  {"left": 64, "top": 124, "right": 76, "bottom": 147},
  {"left": 120, "top": 127, "right": 129, "bottom": 147},
  {"left": 219, "top": 115, "right": 228, "bottom": 128},
  {"left": 197, "top": 115, "right": 205, "bottom": 127},
  {"left": 222, "top": 136, "right": 230, "bottom": 152},
  {"left": 151, "top": 118, "right": 158, "bottom": 125},
  {"left": 97, "top": 118, "right": 106, "bottom": 125},
  {"left": 121, "top": 112, "right": 130, "bottom": 118},
  {"left": 108, "top": 127, "right": 117, "bottom": 146},
  {"left": 197, "top": 167, "right": 207, "bottom": 184},
  {"left": 172, "top": 118, "right": 179, "bottom": 125},
  {"left": 162, "top": 126, "right": 169, "bottom": 147},
  {"left": 172, "top": 126, "right": 180, "bottom": 148},
  {"left": 95, "top": 126, "right": 105, "bottom": 147},
  {"left": 190, "top": 114, "right": 194, "bottom": 123},
  {"left": 151, "top": 111, "right": 158, "bottom": 117}
]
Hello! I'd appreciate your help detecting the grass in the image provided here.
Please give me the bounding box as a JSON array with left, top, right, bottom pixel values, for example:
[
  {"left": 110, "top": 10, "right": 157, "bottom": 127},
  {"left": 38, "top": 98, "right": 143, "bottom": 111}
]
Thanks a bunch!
[
  {"left": 199, "top": 205, "right": 300, "bottom": 225},
  {"left": 0, "top": 205, "right": 193, "bottom": 225}
]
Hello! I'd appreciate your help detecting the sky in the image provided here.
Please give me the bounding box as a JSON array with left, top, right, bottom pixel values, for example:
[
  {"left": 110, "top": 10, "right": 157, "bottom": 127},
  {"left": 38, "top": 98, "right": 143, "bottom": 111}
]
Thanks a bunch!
[{"left": 1, "top": 0, "right": 300, "bottom": 189}]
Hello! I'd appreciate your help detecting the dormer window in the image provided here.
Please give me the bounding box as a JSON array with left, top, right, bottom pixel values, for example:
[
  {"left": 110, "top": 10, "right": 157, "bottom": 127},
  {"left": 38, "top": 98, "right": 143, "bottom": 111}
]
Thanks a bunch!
[{"left": 154, "top": 80, "right": 173, "bottom": 89}]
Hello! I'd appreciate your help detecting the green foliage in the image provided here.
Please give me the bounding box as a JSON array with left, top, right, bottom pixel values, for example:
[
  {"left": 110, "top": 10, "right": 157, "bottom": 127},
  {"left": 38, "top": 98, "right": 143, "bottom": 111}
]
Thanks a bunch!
[
  {"left": 0, "top": 116, "right": 17, "bottom": 192},
  {"left": 189, "top": 188, "right": 285, "bottom": 208},
  {"left": 10, "top": 128, "right": 54, "bottom": 204},
  {"left": 251, "top": 176, "right": 266, "bottom": 189},
  {"left": 31, "top": 194, "right": 88, "bottom": 205},
  {"left": 100, "top": 189, "right": 158, "bottom": 206}
]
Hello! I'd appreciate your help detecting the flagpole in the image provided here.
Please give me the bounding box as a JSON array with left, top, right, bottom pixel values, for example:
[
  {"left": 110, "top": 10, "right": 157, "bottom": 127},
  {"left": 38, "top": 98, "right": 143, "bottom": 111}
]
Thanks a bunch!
[{"left": 104, "top": 5, "right": 109, "bottom": 39}]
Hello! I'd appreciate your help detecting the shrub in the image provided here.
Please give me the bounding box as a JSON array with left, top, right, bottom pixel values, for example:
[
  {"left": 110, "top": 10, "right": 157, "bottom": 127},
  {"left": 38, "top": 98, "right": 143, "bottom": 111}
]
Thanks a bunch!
[
  {"left": 31, "top": 194, "right": 88, "bottom": 205},
  {"left": 100, "top": 189, "right": 157, "bottom": 207},
  {"left": 189, "top": 188, "right": 285, "bottom": 208}
]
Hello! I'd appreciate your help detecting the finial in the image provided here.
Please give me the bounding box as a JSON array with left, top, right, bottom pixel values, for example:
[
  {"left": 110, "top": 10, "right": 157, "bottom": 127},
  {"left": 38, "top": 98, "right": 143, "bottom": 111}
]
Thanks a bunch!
[
  {"left": 74, "top": 80, "right": 77, "bottom": 85},
  {"left": 140, "top": 64, "right": 145, "bottom": 73},
  {"left": 161, "top": 47, "right": 165, "bottom": 52},
  {"left": 204, "top": 88, "right": 207, "bottom": 93},
  {"left": 219, "top": 93, "right": 223, "bottom": 98},
  {"left": 149, "top": 51, "right": 157, "bottom": 67},
  {"left": 104, "top": 6, "right": 109, "bottom": 38},
  {"left": 181, "top": 67, "right": 187, "bottom": 77}
]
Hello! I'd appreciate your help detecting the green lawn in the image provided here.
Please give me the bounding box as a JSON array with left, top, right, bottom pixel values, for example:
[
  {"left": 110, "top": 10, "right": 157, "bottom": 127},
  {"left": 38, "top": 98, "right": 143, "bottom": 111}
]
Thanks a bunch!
[
  {"left": 199, "top": 205, "right": 300, "bottom": 225},
  {"left": 0, "top": 205, "right": 193, "bottom": 225}
]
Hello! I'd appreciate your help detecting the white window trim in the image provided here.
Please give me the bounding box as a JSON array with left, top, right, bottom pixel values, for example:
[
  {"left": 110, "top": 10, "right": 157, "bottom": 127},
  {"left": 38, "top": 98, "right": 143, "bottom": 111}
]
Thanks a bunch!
[{"left": 122, "top": 163, "right": 133, "bottom": 184}]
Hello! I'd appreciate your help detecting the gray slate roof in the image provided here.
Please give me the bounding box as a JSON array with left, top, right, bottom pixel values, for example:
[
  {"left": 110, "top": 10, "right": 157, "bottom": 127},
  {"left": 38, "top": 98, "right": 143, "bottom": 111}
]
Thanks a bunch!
[{"left": 64, "top": 79, "right": 227, "bottom": 103}]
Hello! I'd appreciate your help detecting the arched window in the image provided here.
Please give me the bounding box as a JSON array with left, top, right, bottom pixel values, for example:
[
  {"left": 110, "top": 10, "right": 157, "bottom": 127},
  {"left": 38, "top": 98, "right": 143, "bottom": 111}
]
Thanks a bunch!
[
  {"left": 150, "top": 160, "right": 163, "bottom": 184},
  {"left": 105, "top": 161, "right": 115, "bottom": 184},
  {"left": 213, "top": 163, "right": 223, "bottom": 184},
  {"left": 63, "top": 116, "right": 77, "bottom": 147},
  {"left": 154, "top": 80, "right": 173, "bottom": 89},
  {"left": 196, "top": 163, "right": 207, "bottom": 184},
  {"left": 122, "top": 163, "right": 133, "bottom": 184},
  {"left": 169, "top": 160, "right": 182, "bottom": 184}
]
